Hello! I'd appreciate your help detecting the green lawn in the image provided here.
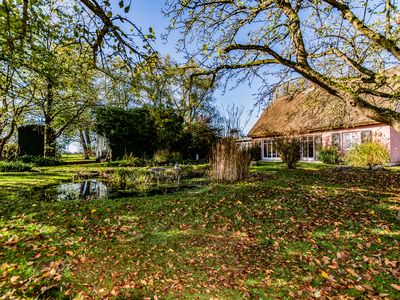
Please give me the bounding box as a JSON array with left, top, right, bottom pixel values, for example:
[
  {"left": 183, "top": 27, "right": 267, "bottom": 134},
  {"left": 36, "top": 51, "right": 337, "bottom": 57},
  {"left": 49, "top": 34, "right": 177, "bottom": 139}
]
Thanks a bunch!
[
  {"left": 1, "top": 163, "right": 399, "bottom": 299},
  {"left": 60, "top": 153, "right": 96, "bottom": 163}
]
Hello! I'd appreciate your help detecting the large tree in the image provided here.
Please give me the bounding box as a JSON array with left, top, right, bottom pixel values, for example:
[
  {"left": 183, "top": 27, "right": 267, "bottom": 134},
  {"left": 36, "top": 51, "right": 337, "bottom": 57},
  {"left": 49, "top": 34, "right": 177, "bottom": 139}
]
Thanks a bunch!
[
  {"left": 131, "top": 55, "right": 217, "bottom": 123},
  {"left": 76, "top": 0, "right": 154, "bottom": 65},
  {"left": 0, "top": 0, "right": 153, "bottom": 157},
  {"left": 165, "top": 0, "right": 400, "bottom": 130},
  {"left": 0, "top": 0, "right": 43, "bottom": 157}
]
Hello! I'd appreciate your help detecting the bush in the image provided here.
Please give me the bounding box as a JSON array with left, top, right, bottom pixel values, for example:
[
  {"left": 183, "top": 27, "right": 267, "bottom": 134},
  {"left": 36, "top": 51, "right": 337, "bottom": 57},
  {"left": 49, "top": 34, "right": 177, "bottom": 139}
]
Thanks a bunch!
[
  {"left": 344, "top": 142, "right": 390, "bottom": 168},
  {"left": 153, "top": 150, "right": 170, "bottom": 165},
  {"left": 2, "top": 143, "right": 19, "bottom": 160},
  {"left": 209, "top": 138, "right": 251, "bottom": 182},
  {"left": 0, "top": 161, "right": 33, "bottom": 172},
  {"left": 318, "top": 146, "right": 339, "bottom": 164},
  {"left": 249, "top": 143, "right": 262, "bottom": 161},
  {"left": 94, "top": 107, "right": 157, "bottom": 160},
  {"left": 168, "top": 151, "right": 182, "bottom": 163},
  {"left": 119, "top": 154, "right": 146, "bottom": 167},
  {"left": 19, "top": 155, "right": 63, "bottom": 166},
  {"left": 180, "top": 164, "right": 209, "bottom": 178},
  {"left": 274, "top": 136, "right": 301, "bottom": 169}
]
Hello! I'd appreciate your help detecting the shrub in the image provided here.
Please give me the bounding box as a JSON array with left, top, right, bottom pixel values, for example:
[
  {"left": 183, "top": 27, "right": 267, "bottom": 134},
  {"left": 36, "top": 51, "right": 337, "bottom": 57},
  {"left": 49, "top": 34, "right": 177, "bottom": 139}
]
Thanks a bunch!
[
  {"left": 344, "top": 141, "right": 390, "bottom": 168},
  {"left": 249, "top": 143, "right": 262, "bottom": 161},
  {"left": 94, "top": 107, "right": 157, "bottom": 160},
  {"left": 19, "top": 155, "right": 63, "bottom": 166},
  {"left": 318, "top": 146, "right": 339, "bottom": 164},
  {"left": 119, "top": 154, "right": 146, "bottom": 167},
  {"left": 209, "top": 138, "right": 251, "bottom": 182},
  {"left": 153, "top": 150, "right": 170, "bottom": 165},
  {"left": 168, "top": 151, "right": 182, "bottom": 163},
  {"left": 180, "top": 164, "right": 209, "bottom": 178},
  {"left": 2, "top": 143, "right": 19, "bottom": 160},
  {"left": 274, "top": 136, "right": 301, "bottom": 169},
  {"left": 0, "top": 161, "right": 33, "bottom": 172}
]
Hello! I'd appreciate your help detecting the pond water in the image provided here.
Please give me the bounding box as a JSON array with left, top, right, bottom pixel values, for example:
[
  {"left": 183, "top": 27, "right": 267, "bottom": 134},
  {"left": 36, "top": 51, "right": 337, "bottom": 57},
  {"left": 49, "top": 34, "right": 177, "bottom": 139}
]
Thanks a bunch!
[
  {"left": 37, "top": 178, "right": 208, "bottom": 201},
  {"left": 56, "top": 179, "right": 109, "bottom": 201}
]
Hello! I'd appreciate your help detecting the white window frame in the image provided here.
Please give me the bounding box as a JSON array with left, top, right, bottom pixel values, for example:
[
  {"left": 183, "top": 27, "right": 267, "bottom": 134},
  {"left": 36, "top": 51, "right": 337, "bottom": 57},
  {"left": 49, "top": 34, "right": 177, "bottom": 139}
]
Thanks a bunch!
[
  {"left": 262, "top": 139, "right": 280, "bottom": 160},
  {"left": 300, "top": 135, "right": 316, "bottom": 161}
]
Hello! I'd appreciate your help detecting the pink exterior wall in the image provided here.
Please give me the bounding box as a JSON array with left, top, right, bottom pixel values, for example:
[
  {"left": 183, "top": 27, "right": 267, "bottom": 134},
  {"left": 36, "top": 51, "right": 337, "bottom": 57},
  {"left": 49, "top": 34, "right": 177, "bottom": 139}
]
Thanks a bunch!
[
  {"left": 390, "top": 127, "right": 400, "bottom": 163},
  {"left": 320, "top": 124, "right": 400, "bottom": 163},
  {"left": 252, "top": 124, "right": 400, "bottom": 163},
  {"left": 320, "top": 124, "right": 391, "bottom": 150}
]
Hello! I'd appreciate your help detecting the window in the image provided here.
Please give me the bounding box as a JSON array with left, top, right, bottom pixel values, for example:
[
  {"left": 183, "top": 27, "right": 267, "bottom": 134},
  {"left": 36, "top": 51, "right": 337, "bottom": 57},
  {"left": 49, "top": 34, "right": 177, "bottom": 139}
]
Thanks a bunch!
[
  {"left": 331, "top": 133, "right": 341, "bottom": 148},
  {"left": 343, "top": 132, "right": 360, "bottom": 150},
  {"left": 263, "top": 139, "right": 279, "bottom": 159},
  {"left": 361, "top": 130, "right": 372, "bottom": 143},
  {"left": 315, "top": 135, "right": 322, "bottom": 159},
  {"left": 301, "top": 136, "right": 315, "bottom": 159}
]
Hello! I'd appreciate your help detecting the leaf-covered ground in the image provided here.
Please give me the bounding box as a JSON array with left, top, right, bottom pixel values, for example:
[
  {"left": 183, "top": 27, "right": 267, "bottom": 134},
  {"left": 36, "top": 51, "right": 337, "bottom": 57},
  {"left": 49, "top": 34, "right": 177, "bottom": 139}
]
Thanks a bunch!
[{"left": 1, "top": 163, "right": 399, "bottom": 299}]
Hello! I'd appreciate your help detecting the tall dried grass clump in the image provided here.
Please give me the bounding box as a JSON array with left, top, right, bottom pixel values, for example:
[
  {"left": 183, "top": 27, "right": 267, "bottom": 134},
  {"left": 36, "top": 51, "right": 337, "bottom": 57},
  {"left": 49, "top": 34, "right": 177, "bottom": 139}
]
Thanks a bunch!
[{"left": 210, "top": 138, "right": 252, "bottom": 182}]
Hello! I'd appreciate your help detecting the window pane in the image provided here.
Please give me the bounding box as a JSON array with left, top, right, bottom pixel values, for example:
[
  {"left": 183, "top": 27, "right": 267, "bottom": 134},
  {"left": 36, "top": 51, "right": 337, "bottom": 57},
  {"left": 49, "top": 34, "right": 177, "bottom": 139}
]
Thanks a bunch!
[
  {"left": 273, "top": 141, "right": 278, "bottom": 158},
  {"left": 315, "top": 135, "right": 322, "bottom": 159},
  {"left": 308, "top": 137, "right": 314, "bottom": 158},
  {"left": 343, "top": 132, "right": 360, "bottom": 150},
  {"left": 264, "top": 141, "right": 267, "bottom": 158},
  {"left": 361, "top": 130, "right": 372, "bottom": 143},
  {"left": 267, "top": 140, "right": 272, "bottom": 157},
  {"left": 315, "top": 136, "right": 322, "bottom": 148},
  {"left": 332, "top": 133, "right": 341, "bottom": 148}
]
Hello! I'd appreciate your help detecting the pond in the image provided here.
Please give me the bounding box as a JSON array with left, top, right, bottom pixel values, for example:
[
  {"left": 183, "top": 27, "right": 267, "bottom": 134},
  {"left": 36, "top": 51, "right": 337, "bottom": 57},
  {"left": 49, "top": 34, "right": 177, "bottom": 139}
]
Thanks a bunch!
[
  {"left": 35, "top": 177, "right": 208, "bottom": 201},
  {"left": 56, "top": 179, "right": 109, "bottom": 201}
]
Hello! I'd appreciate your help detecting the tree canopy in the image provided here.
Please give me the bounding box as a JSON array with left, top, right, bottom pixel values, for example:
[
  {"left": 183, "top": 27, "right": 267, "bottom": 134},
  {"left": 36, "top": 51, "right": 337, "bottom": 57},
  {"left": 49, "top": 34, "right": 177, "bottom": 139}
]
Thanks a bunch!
[
  {"left": 165, "top": 0, "right": 400, "bottom": 129},
  {"left": 0, "top": 0, "right": 156, "bottom": 157}
]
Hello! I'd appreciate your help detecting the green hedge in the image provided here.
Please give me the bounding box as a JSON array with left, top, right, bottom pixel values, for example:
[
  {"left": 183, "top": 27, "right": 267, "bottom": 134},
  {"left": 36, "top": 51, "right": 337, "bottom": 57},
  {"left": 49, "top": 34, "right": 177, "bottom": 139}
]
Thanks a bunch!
[
  {"left": 0, "top": 161, "right": 33, "bottom": 172},
  {"left": 19, "top": 155, "right": 63, "bottom": 166}
]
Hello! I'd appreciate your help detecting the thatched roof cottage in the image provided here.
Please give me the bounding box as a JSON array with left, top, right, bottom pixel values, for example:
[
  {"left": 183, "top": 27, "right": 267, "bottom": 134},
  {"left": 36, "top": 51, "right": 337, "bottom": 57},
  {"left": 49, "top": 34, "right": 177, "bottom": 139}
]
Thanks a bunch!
[{"left": 248, "top": 85, "right": 400, "bottom": 163}]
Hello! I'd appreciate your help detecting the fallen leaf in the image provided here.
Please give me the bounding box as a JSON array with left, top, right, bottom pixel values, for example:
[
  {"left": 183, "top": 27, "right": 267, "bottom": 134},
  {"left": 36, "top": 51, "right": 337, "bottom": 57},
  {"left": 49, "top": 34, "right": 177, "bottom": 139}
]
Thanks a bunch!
[
  {"left": 391, "top": 283, "right": 400, "bottom": 291},
  {"left": 354, "top": 285, "right": 365, "bottom": 292},
  {"left": 321, "top": 271, "right": 329, "bottom": 279},
  {"left": 314, "top": 290, "right": 321, "bottom": 298},
  {"left": 346, "top": 268, "right": 358, "bottom": 277},
  {"left": 322, "top": 256, "right": 330, "bottom": 264},
  {"left": 10, "top": 276, "right": 19, "bottom": 284}
]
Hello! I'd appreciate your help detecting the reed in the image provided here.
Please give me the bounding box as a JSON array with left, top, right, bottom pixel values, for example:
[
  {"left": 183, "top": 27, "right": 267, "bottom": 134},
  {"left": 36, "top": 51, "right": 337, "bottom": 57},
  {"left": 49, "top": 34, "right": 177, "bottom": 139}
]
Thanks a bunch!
[{"left": 209, "top": 138, "right": 251, "bottom": 182}]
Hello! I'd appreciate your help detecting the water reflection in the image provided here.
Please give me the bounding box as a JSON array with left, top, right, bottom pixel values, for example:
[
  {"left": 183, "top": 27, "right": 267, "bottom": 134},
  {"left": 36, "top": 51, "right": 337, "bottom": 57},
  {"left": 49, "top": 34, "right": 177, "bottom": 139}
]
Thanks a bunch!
[{"left": 56, "top": 179, "right": 108, "bottom": 201}]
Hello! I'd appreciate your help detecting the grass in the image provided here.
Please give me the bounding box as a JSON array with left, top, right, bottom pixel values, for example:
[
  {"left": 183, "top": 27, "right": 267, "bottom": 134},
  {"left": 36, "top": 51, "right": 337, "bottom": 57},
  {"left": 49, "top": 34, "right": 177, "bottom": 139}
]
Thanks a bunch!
[
  {"left": 0, "top": 162, "right": 399, "bottom": 299},
  {"left": 60, "top": 153, "right": 96, "bottom": 163}
]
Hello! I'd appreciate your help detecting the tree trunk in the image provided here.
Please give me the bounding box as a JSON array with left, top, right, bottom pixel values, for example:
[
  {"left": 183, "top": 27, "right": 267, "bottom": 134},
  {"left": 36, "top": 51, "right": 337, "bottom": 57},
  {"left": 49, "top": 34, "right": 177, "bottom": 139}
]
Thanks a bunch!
[
  {"left": 44, "top": 82, "right": 55, "bottom": 157},
  {"left": 79, "top": 130, "right": 91, "bottom": 159},
  {"left": 0, "top": 140, "right": 7, "bottom": 160},
  {"left": 0, "top": 119, "right": 17, "bottom": 160}
]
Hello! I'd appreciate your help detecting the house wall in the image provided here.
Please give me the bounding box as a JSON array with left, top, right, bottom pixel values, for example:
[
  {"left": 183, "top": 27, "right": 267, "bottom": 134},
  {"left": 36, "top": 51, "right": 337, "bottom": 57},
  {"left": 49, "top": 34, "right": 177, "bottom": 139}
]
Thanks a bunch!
[
  {"left": 390, "top": 127, "right": 400, "bottom": 163},
  {"left": 320, "top": 124, "right": 391, "bottom": 149},
  {"left": 253, "top": 124, "right": 400, "bottom": 163}
]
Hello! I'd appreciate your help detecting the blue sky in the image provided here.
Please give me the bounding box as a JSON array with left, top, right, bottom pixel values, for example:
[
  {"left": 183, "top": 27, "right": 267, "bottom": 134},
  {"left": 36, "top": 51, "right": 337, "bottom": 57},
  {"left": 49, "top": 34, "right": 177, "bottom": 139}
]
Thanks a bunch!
[{"left": 130, "top": 0, "right": 263, "bottom": 134}]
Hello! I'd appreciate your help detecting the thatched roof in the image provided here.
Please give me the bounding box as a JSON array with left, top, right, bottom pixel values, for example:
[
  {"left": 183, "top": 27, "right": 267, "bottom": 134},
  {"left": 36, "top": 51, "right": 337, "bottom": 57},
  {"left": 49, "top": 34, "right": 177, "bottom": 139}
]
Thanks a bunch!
[{"left": 248, "top": 85, "right": 396, "bottom": 138}]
